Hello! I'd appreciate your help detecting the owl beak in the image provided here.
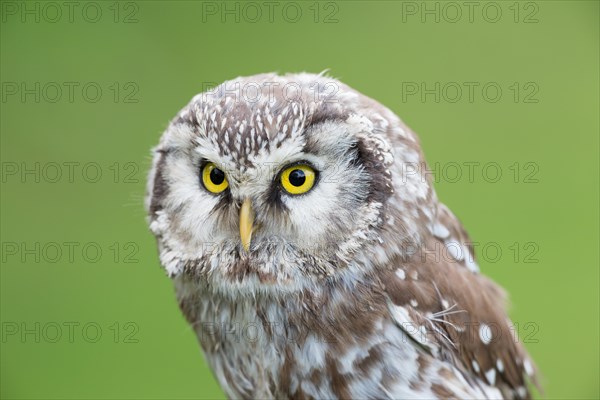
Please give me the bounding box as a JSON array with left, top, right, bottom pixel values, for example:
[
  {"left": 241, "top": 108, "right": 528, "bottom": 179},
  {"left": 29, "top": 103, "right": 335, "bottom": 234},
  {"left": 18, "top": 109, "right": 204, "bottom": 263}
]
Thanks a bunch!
[{"left": 239, "top": 198, "right": 254, "bottom": 252}]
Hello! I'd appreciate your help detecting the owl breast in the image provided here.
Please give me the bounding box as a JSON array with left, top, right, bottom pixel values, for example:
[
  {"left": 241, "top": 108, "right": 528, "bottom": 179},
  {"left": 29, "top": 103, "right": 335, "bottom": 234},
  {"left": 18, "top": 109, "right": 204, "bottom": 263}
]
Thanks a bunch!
[
  {"left": 175, "top": 275, "right": 286, "bottom": 398},
  {"left": 173, "top": 272, "right": 502, "bottom": 400}
]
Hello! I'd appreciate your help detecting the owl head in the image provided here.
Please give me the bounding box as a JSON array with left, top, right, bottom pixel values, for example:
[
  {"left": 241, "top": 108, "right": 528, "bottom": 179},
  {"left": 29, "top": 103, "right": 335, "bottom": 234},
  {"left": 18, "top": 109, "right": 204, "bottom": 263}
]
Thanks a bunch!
[{"left": 146, "top": 73, "right": 436, "bottom": 295}]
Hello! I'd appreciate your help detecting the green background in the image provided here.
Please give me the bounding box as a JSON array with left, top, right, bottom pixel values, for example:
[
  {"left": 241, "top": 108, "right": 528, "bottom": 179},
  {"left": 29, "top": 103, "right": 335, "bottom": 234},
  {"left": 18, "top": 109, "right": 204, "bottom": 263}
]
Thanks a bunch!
[{"left": 1, "top": 1, "right": 598, "bottom": 399}]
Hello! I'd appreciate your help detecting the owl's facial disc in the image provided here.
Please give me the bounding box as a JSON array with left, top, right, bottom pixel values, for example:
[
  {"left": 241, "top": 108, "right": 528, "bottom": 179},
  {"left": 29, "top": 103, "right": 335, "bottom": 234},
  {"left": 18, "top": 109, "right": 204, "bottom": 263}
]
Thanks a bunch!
[
  {"left": 146, "top": 73, "right": 422, "bottom": 288},
  {"left": 147, "top": 116, "right": 388, "bottom": 285}
]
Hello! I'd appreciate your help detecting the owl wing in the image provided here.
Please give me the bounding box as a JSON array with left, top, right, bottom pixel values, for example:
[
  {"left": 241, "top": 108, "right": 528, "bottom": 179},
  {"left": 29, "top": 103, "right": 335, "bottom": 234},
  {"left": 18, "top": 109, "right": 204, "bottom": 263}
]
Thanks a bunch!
[{"left": 381, "top": 202, "right": 539, "bottom": 399}]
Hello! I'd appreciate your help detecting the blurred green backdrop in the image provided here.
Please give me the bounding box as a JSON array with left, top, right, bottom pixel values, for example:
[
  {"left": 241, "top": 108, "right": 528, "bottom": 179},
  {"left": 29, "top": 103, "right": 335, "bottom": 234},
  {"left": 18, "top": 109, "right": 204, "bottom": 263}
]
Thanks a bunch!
[{"left": 1, "top": 1, "right": 598, "bottom": 399}]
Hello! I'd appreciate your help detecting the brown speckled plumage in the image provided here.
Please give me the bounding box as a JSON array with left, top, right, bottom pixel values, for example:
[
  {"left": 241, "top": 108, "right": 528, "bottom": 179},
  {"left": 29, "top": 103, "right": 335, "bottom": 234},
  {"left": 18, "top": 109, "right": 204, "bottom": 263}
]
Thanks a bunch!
[{"left": 146, "top": 72, "right": 539, "bottom": 399}]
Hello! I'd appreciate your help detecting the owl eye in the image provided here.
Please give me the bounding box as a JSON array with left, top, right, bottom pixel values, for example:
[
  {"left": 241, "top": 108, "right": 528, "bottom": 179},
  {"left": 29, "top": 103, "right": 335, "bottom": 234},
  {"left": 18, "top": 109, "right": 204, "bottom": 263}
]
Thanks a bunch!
[
  {"left": 201, "top": 162, "right": 229, "bottom": 194},
  {"left": 280, "top": 164, "right": 316, "bottom": 195}
]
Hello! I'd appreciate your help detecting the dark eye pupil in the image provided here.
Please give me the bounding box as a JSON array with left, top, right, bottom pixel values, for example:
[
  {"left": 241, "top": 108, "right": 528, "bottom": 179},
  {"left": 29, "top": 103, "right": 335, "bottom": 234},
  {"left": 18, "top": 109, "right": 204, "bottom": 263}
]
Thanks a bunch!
[
  {"left": 289, "top": 169, "right": 306, "bottom": 186},
  {"left": 209, "top": 167, "right": 225, "bottom": 185}
]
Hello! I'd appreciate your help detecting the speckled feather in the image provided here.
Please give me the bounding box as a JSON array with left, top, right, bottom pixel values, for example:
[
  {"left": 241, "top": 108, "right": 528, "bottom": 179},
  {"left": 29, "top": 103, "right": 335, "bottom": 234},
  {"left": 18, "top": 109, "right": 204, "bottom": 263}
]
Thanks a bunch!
[{"left": 146, "top": 72, "right": 539, "bottom": 399}]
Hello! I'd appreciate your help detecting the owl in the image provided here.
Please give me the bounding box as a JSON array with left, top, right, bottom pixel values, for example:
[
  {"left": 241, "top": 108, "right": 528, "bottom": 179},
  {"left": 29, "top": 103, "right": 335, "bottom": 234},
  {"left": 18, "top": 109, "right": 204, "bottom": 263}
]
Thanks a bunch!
[{"left": 146, "top": 73, "right": 540, "bottom": 399}]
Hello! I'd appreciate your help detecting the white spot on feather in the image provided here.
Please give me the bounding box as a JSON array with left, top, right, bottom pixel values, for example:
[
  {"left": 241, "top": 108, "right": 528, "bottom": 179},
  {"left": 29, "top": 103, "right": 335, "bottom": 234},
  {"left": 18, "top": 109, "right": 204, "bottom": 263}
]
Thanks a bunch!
[
  {"left": 485, "top": 368, "right": 496, "bottom": 385},
  {"left": 432, "top": 223, "right": 450, "bottom": 238},
  {"left": 463, "top": 245, "right": 479, "bottom": 272},
  {"left": 523, "top": 359, "right": 534, "bottom": 376},
  {"left": 445, "top": 239, "right": 464, "bottom": 261},
  {"left": 496, "top": 359, "right": 504, "bottom": 373},
  {"left": 479, "top": 323, "right": 492, "bottom": 345},
  {"left": 389, "top": 304, "right": 429, "bottom": 347}
]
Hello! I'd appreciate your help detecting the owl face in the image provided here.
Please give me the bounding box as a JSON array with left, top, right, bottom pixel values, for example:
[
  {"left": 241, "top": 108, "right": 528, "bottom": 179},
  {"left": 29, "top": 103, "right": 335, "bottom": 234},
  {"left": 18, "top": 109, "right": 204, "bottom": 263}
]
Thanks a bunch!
[{"left": 146, "top": 73, "right": 434, "bottom": 294}]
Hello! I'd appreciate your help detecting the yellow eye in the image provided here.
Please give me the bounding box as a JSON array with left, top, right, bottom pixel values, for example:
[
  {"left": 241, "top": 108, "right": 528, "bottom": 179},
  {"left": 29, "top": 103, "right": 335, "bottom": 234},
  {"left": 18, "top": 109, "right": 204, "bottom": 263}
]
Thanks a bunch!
[
  {"left": 280, "top": 164, "right": 316, "bottom": 195},
  {"left": 201, "top": 163, "right": 229, "bottom": 194}
]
